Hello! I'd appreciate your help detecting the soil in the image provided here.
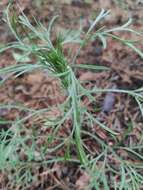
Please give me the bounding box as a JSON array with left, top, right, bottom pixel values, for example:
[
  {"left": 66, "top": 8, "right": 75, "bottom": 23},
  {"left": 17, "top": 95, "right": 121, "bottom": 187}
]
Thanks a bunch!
[{"left": 0, "top": 0, "right": 143, "bottom": 189}]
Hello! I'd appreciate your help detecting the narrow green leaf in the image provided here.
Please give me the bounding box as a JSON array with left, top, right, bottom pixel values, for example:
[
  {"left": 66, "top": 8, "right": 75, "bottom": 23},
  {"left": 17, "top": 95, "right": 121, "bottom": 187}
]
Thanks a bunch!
[{"left": 72, "top": 64, "right": 109, "bottom": 70}]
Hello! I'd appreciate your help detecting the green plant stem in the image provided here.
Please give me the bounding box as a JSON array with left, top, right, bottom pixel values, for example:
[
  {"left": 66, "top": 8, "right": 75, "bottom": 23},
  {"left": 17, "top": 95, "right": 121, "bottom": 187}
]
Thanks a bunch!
[{"left": 69, "top": 69, "right": 88, "bottom": 165}]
